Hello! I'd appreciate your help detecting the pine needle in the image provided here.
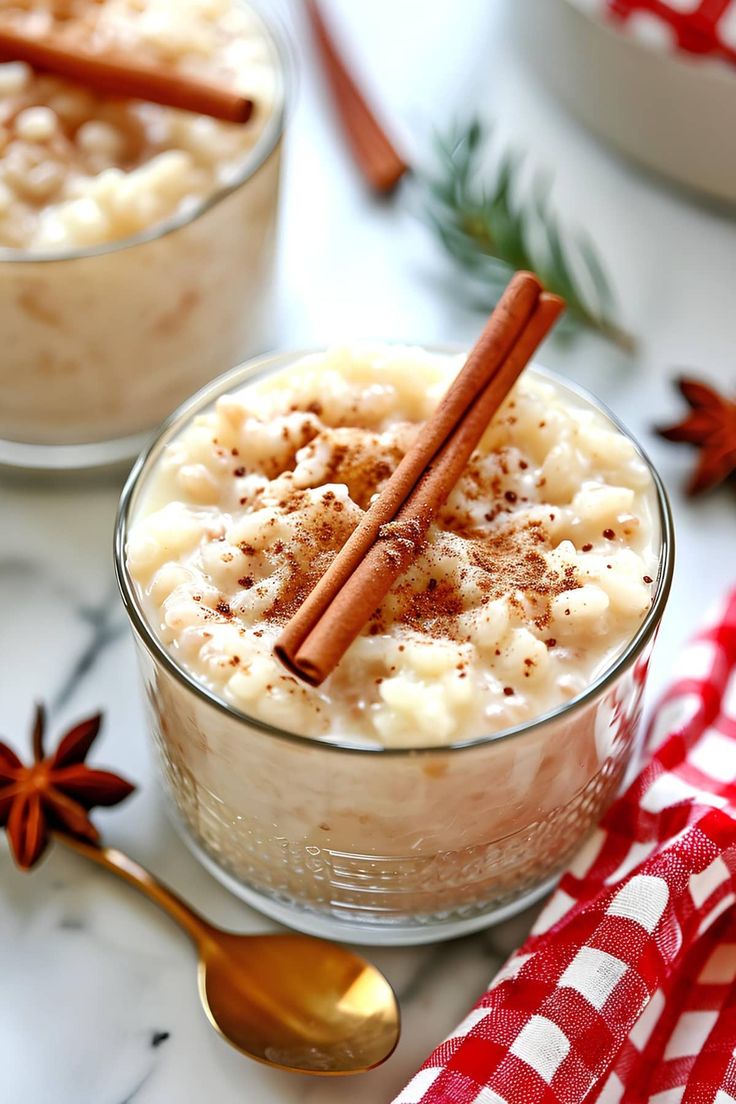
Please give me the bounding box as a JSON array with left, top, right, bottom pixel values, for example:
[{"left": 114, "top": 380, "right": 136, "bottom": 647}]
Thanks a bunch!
[{"left": 421, "top": 120, "right": 636, "bottom": 353}]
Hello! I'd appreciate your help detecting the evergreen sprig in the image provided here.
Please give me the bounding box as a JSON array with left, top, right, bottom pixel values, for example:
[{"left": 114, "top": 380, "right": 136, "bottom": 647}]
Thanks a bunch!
[{"left": 422, "top": 120, "right": 635, "bottom": 352}]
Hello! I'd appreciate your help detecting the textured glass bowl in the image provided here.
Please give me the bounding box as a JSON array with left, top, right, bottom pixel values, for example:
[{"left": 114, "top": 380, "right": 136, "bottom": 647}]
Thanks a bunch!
[
  {"left": 0, "top": 4, "right": 289, "bottom": 471},
  {"left": 115, "top": 351, "right": 674, "bottom": 945}
]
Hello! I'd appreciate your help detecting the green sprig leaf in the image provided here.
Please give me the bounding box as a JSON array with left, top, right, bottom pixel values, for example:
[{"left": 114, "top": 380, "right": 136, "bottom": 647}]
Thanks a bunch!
[{"left": 421, "top": 120, "right": 636, "bottom": 352}]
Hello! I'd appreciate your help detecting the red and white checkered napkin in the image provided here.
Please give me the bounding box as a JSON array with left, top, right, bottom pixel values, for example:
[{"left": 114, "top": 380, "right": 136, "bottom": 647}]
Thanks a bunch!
[
  {"left": 394, "top": 589, "right": 736, "bottom": 1104},
  {"left": 570, "top": 1, "right": 736, "bottom": 64}
]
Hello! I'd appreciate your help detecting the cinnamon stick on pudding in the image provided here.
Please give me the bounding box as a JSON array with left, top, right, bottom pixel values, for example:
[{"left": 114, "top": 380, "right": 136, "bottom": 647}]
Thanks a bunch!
[
  {"left": 276, "top": 271, "right": 541, "bottom": 670},
  {"left": 0, "top": 21, "right": 254, "bottom": 123},
  {"left": 275, "top": 276, "right": 565, "bottom": 686}
]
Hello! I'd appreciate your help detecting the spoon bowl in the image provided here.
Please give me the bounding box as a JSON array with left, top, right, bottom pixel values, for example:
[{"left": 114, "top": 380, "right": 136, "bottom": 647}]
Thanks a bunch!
[
  {"left": 58, "top": 836, "right": 401, "bottom": 1075},
  {"left": 199, "top": 931, "right": 400, "bottom": 1074}
]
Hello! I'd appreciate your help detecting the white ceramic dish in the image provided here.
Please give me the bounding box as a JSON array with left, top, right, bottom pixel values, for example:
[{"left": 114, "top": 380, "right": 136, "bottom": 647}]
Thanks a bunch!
[{"left": 512, "top": 0, "right": 736, "bottom": 205}]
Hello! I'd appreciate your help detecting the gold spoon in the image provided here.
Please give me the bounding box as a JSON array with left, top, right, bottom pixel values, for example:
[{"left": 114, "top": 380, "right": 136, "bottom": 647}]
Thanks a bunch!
[{"left": 57, "top": 834, "right": 400, "bottom": 1075}]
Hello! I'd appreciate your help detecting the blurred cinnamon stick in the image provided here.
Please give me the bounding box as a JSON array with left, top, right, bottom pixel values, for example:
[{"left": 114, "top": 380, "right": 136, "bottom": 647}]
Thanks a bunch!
[
  {"left": 0, "top": 21, "right": 254, "bottom": 123},
  {"left": 303, "top": 0, "right": 408, "bottom": 194}
]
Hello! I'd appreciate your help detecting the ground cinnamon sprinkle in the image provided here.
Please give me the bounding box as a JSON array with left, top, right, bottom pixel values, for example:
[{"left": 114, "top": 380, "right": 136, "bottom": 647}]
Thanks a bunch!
[
  {"left": 393, "top": 577, "right": 465, "bottom": 636},
  {"left": 295, "top": 426, "right": 408, "bottom": 509},
  {"left": 258, "top": 483, "right": 360, "bottom": 624},
  {"left": 377, "top": 518, "right": 581, "bottom": 641},
  {"left": 264, "top": 548, "right": 336, "bottom": 624},
  {"left": 378, "top": 516, "right": 426, "bottom": 554}
]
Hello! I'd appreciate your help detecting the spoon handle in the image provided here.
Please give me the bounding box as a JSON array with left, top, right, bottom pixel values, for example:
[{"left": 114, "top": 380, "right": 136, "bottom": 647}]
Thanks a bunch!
[{"left": 55, "top": 832, "right": 213, "bottom": 946}]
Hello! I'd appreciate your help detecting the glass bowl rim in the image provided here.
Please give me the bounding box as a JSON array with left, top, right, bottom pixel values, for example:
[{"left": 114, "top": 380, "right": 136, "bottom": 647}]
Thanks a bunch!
[
  {"left": 114, "top": 345, "right": 675, "bottom": 757},
  {"left": 0, "top": 0, "right": 292, "bottom": 266}
]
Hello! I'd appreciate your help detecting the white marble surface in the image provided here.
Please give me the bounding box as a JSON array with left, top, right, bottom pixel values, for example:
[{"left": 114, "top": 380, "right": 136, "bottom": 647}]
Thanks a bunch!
[{"left": 1, "top": 2, "right": 736, "bottom": 1102}]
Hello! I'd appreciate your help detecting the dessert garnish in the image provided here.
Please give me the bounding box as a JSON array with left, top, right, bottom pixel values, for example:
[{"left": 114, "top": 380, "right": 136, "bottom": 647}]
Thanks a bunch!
[
  {"left": 275, "top": 271, "right": 565, "bottom": 685},
  {"left": 303, "top": 0, "right": 408, "bottom": 194},
  {"left": 657, "top": 376, "right": 736, "bottom": 495},
  {"left": 423, "top": 119, "right": 635, "bottom": 350},
  {"left": 0, "top": 15, "right": 254, "bottom": 123},
  {"left": 0, "top": 705, "right": 134, "bottom": 869}
]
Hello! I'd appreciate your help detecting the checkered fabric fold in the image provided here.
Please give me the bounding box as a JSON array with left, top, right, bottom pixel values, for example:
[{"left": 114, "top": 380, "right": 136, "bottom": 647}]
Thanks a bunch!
[
  {"left": 569, "top": 0, "right": 736, "bottom": 65},
  {"left": 394, "top": 589, "right": 736, "bottom": 1104}
]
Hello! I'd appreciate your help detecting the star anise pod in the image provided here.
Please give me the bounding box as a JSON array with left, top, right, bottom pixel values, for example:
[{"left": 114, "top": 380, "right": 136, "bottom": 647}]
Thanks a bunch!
[
  {"left": 0, "top": 706, "right": 135, "bottom": 869},
  {"left": 657, "top": 377, "right": 736, "bottom": 495}
]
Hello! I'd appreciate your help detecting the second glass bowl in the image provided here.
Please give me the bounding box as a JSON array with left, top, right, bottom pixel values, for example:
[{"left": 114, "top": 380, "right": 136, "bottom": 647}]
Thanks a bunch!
[{"left": 0, "top": 4, "right": 289, "bottom": 471}]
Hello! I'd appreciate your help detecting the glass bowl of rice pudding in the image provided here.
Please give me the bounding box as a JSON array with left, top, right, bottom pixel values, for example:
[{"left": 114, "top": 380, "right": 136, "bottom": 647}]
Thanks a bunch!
[
  {"left": 0, "top": 0, "right": 287, "bottom": 470},
  {"left": 116, "top": 344, "right": 673, "bottom": 945}
]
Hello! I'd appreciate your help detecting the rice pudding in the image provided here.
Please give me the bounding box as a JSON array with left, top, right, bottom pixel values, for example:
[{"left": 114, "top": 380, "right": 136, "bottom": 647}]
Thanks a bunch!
[
  {"left": 118, "top": 347, "right": 671, "bottom": 941},
  {"left": 0, "top": 0, "right": 285, "bottom": 458},
  {"left": 127, "top": 344, "right": 658, "bottom": 748}
]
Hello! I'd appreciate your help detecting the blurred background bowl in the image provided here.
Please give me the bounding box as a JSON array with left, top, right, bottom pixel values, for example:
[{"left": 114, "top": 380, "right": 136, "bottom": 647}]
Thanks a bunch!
[{"left": 512, "top": 0, "right": 736, "bottom": 205}]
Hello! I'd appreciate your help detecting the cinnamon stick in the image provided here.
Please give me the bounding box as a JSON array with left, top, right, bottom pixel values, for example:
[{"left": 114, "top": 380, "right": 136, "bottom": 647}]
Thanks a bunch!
[
  {"left": 276, "top": 270, "right": 543, "bottom": 673},
  {"left": 276, "top": 286, "right": 565, "bottom": 687},
  {"left": 0, "top": 22, "right": 254, "bottom": 123},
  {"left": 303, "top": 0, "right": 408, "bottom": 194}
]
